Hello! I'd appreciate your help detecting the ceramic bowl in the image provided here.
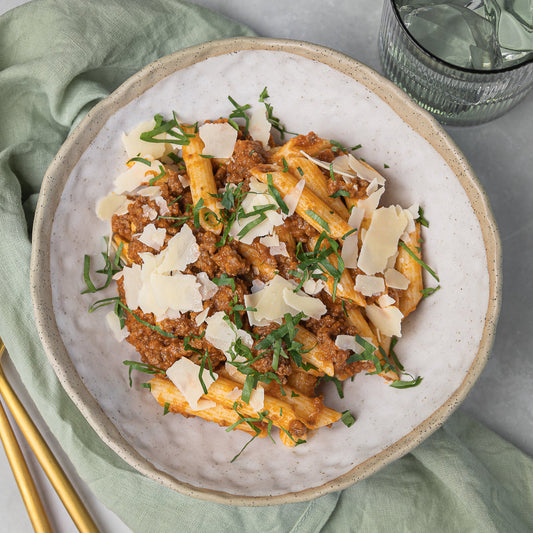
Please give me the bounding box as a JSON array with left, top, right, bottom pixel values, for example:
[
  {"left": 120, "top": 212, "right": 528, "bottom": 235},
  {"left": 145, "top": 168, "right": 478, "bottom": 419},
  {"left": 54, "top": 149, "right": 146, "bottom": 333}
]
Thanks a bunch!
[{"left": 31, "top": 37, "right": 501, "bottom": 505}]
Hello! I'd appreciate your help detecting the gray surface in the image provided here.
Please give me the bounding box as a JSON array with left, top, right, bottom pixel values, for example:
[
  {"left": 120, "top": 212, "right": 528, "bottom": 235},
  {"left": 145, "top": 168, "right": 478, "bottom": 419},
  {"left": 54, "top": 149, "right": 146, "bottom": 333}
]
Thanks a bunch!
[{"left": 0, "top": 0, "right": 531, "bottom": 531}]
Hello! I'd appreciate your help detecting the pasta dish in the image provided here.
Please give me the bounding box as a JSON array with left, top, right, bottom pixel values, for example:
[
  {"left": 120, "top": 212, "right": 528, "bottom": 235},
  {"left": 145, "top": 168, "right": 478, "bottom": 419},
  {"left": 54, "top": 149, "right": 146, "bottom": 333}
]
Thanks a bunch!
[{"left": 84, "top": 89, "right": 438, "bottom": 460}]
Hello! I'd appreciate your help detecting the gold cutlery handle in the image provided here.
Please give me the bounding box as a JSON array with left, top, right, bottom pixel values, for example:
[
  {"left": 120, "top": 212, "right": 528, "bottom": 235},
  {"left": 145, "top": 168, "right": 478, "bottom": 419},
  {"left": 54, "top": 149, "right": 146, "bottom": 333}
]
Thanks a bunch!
[
  {"left": 0, "top": 343, "right": 99, "bottom": 533},
  {"left": 0, "top": 400, "right": 53, "bottom": 533}
]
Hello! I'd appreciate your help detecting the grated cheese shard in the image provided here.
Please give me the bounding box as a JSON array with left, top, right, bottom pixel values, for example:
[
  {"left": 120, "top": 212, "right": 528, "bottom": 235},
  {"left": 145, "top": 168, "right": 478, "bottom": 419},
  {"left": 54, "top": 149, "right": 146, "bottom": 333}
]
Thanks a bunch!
[
  {"left": 150, "top": 273, "right": 203, "bottom": 314},
  {"left": 229, "top": 177, "right": 285, "bottom": 245},
  {"left": 136, "top": 223, "right": 166, "bottom": 251},
  {"left": 122, "top": 120, "right": 168, "bottom": 159},
  {"left": 114, "top": 159, "right": 163, "bottom": 194},
  {"left": 166, "top": 358, "right": 218, "bottom": 411},
  {"left": 366, "top": 304, "right": 404, "bottom": 337},
  {"left": 283, "top": 178, "right": 305, "bottom": 216},
  {"left": 249, "top": 107, "right": 271, "bottom": 148},
  {"left": 96, "top": 193, "right": 130, "bottom": 220},
  {"left": 156, "top": 224, "right": 199, "bottom": 274},
  {"left": 358, "top": 206, "right": 410, "bottom": 275},
  {"left": 282, "top": 287, "right": 327, "bottom": 320},
  {"left": 105, "top": 311, "right": 128, "bottom": 342},
  {"left": 195, "top": 307, "right": 210, "bottom": 326},
  {"left": 196, "top": 272, "right": 219, "bottom": 300},
  {"left": 205, "top": 311, "right": 253, "bottom": 356},
  {"left": 355, "top": 275, "right": 385, "bottom": 297},
  {"left": 385, "top": 268, "right": 410, "bottom": 290},
  {"left": 198, "top": 122, "right": 237, "bottom": 158}
]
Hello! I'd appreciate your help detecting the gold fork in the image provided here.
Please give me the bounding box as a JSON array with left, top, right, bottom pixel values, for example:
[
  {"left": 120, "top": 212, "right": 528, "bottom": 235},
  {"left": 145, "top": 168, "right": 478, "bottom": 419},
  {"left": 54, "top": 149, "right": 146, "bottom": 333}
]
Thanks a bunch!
[{"left": 0, "top": 338, "right": 99, "bottom": 532}]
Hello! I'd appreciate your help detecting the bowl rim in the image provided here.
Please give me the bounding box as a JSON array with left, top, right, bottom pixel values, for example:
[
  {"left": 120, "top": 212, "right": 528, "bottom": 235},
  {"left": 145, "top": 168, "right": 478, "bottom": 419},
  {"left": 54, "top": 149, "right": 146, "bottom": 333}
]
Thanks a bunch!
[{"left": 30, "top": 36, "right": 502, "bottom": 506}]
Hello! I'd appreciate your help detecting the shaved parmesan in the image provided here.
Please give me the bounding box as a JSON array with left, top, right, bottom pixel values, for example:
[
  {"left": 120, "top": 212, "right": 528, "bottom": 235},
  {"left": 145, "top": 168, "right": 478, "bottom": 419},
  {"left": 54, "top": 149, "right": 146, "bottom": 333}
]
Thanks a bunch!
[
  {"left": 348, "top": 206, "right": 365, "bottom": 232},
  {"left": 154, "top": 196, "right": 169, "bottom": 215},
  {"left": 244, "top": 293, "right": 270, "bottom": 327},
  {"left": 229, "top": 178, "right": 285, "bottom": 245},
  {"left": 247, "top": 275, "right": 296, "bottom": 323},
  {"left": 225, "top": 387, "right": 242, "bottom": 402},
  {"left": 366, "top": 304, "right": 403, "bottom": 337},
  {"left": 385, "top": 268, "right": 410, "bottom": 290},
  {"left": 114, "top": 159, "right": 163, "bottom": 194},
  {"left": 195, "top": 307, "right": 210, "bottom": 326},
  {"left": 282, "top": 287, "right": 327, "bottom": 319},
  {"left": 341, "top": 232, "right": 359, "bottom": 268},
  {"left": 249, "top": 107, "right": 271, "bottom": 147},
  {"left": 251, "top": 279, "right": 265, "bottom": 293},
  {"left": 105, "top": 311, "right": 128, "bottom": 342},
  {"left": 355, "top": 275, "right": 385, "bottom": 297},
  {"left": 137, "top": 223, "right": 166, "bottom": 251},
  {"left": 249, "top": 387, "right": 265, "bottom": 411},
  {"left": 166, "top": 358, "right": 218, "bottom": 411},
  {"left": 137, "top": 186, "right": 162, "bottom": 197},
  {"left": 300, "top": 151, "right": 357, "bottom": 180},
  {"left": 199, "top": 122, "right": 237, "bottom": 158},
  {"left": 122, "top": 263, "right": 142, "bottom": 310},
  {"left": 142, "top": 204, "right": 157, "bottom": 221},
  {"left": 259, "top": 234, "right": 279, "bottom": 247},
  {"left": 358, "top": 187, "right": 385, "bottom": 218},
  {"left": 283, "top": 178, "right": 305, "bottom": 216},
  {"left": 335, "top": 335, "right": 359, "bottom": 353},
  {"left": 156, "top": 224, "right": 199, "bottom": 274},
  {"left": 96, "top": 193, "right": 130, "bottom": 220},
  {"left": 178, "top": 174, "right": 190, "bottom": 188},
  {"left": 378, "top": 294, "right": 395, "bottom": 308},
  {"left": 358, "top": 206, "right": 410, "bottom": 275},
  {"left": 122, "top": 120, "right": 168, "bottom": 159},
  {"left": 196, "top": 272, "right": 219, "bottom": 300},
  {"left": 302, "top": 278, "right": 325, "bottom": 296},
  {"left": 205, "top": 311, "right": 253, "bottom": 356},
  {"left": 366, "top": 178, "right": 379, "bottom": 196},
  {"left": 151, "top": 273, "right": 203, "bottom": 314},
  {"left": 347, "top": 154, "right": 386, "bottom": 185}
]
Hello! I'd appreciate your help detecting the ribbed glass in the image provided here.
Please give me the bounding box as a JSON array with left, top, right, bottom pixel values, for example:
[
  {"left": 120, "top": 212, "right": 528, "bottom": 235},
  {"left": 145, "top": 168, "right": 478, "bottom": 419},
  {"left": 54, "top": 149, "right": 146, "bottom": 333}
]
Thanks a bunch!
[{"left": 379, "top": 0, "right": 533, "bottom": 126}]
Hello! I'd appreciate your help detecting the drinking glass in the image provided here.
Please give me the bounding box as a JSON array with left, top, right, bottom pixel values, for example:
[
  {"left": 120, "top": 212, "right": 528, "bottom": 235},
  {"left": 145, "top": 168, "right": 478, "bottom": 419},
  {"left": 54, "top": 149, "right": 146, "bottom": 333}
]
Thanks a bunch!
[{"left": 378, "top": 0, "right": 533, "bottom": 125}]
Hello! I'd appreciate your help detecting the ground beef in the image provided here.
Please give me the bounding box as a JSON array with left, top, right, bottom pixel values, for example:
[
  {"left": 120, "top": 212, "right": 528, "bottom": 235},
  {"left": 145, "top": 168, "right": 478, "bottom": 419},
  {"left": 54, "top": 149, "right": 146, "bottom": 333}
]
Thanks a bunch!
[{"left": 226, "top": 140, "right": 267, "bottom": 183}]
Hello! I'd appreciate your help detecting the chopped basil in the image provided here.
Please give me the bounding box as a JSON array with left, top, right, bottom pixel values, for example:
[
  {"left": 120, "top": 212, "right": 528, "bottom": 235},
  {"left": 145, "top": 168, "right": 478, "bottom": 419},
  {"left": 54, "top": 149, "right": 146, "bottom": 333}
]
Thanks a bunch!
[
  {"left": 199, "top": 154, "right": 214, "bottom": 159},
  {"left": 81, "top": 238, "right": 123, "bottom": 294},
  {"left": 258, "top": 87, "right": 297, "bottom": 139},
  {"left": 192, "top": 197, "right": 204, "bottom": 228},
  {"left": 341, "top": 410, "right": 355, "bottom": 427},
  {"left": 341, "top": 300, "right": 349, "bottom": 317},
  {"left": 329, "top": 162, "right": 336, "bottom": 181},
  {"left": 163, "top": 402, "right": 171, "bottom": 415},
  {"left": 212, "top": 273, "right": 236, "bottom": 291},
  {"left": 341, "top": 227, "right": 357, "bottom": 239},
  {"left": 399, "top": 241, "right": 439, "bottom": 281},
  {"left": 330, "top": 140, "right": 362, "bottom": 153},
  {"left": 296, "top": 166, "right": 304, "bottom": 176},
  {"left": 148, "top": 164, "right": 166, "bottom": 185},
  {"left": 139, "top": 113, "right": 192, "bottom": 145},
  {"left": 167, "top": 152, "right": 183, "bottom": 164},
  {"left": 266, "top": 173, "right": 289, "bottom": 214},
  {"left": 122, "top": 360, "right": 165, "bottom": 388},
  {"left": 126, "top": 156, "right": 151, "bottom": 166},
  {"left": 390, "top": 376, "right": 423, "bottom": 389},
  {"left": 228, "top": 95, "right": 251, "bottom": 135},
  {"left": 282, "top": 157, "right": 289, "bottom": 173},
  {"left": 384, "top": 163, "right": 390, "bottom": 169},
  {"left": 420, "top": 285, "right": 441, "bottom": 299},
  {"left": 416, "top": 206, "right": 429, "bottom": 228},
  {"left": 330, "top": 189, "right": 350, "bottom": 199},
  {"left": 304, "top": 210, "right": 331, "bottom": 233},
  {"left": 318, "top": 375, "right": 344, "bottom": 399},
  {"left": 141, "top": 383, "right": 152, "bottom": 391}
]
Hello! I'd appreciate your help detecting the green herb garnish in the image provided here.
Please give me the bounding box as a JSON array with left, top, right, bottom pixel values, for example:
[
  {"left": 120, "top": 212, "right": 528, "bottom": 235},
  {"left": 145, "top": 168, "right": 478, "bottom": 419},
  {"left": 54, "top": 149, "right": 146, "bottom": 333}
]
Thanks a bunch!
[
  {"left": 341, "top": 410, "right": 355, "bottom": 427},
  {"left": 122, "top": 360, "right": 165, "bottom": 387},
  {"left": 304, "top": 210, "right": 331, "bottom": 233},
  {"left": 399, "top": 241, "right": 439, "bottom": 281}
]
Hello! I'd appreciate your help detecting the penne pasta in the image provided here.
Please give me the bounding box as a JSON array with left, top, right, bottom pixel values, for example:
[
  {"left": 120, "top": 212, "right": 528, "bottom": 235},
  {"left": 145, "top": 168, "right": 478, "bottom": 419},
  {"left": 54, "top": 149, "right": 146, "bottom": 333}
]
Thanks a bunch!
[
  {"left": 251, "top": 166, "right": 353, "bottom": 240},
  {"left": 149, "top": 375, "right": 267, "bottom": 437},
  {"left": 181, "top": 124, "right": 222, "bottom": 234},
  {"left": 396, "top": 223, "right": 423, "bottom": 317}
]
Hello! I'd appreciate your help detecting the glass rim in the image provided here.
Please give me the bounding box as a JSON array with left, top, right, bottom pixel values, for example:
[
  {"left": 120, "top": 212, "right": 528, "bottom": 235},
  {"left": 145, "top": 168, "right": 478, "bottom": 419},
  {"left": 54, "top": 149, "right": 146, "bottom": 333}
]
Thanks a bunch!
[{"left": 389, "top": 0, "right": 533, "bottom": 75}]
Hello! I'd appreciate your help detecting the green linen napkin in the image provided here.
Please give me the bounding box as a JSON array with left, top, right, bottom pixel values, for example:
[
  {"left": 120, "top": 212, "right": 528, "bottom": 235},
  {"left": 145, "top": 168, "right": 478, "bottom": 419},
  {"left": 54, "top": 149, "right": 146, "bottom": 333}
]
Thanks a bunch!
[{"left": 0, "top": 1, "right": 531, "bottom": 531}]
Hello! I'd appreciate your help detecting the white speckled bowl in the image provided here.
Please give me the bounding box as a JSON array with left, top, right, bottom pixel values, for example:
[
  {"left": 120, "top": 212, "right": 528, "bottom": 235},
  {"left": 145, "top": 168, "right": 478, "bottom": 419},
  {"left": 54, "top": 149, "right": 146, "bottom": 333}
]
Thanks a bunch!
[{"left": 31, "top": 38, "right": 501, "bottom": 506}]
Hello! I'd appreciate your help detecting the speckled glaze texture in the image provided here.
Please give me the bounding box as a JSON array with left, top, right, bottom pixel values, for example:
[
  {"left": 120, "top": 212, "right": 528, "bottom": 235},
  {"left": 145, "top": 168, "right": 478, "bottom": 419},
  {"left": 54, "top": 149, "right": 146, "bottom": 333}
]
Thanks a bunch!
[{"left": 31, "top": 38, "right": 501, "bottom": 506}]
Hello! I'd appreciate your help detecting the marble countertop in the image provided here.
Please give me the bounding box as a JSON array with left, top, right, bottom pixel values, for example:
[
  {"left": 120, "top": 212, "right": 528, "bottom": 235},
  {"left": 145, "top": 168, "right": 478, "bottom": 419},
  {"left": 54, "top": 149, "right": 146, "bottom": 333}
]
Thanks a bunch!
[{"left": 1, "top": 0, "right": 531, "bottom": 531}]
